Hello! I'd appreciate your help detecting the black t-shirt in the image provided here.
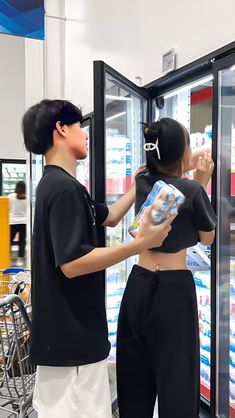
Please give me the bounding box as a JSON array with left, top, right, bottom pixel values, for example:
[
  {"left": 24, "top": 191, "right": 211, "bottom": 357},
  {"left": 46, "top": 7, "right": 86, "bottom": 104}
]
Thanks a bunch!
[
  {"left": 30, "top": 165, "right": 110, "bottom": 366},
  {"left": 135, "top": 170, "right": 217, "bottom": 253}
]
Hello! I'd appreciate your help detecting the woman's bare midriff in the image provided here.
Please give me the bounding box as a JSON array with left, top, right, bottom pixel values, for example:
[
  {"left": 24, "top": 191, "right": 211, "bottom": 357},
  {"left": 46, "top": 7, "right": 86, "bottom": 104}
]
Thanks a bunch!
[{"left": 138, "top": 248, "right": 188, "bottom": 272}]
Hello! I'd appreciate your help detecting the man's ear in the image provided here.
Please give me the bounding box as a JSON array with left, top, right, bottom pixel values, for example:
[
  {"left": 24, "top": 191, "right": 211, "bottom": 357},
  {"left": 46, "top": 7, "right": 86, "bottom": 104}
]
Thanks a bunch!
[{"left": 55, "top": 121, "right": 67, "bottom": 137}]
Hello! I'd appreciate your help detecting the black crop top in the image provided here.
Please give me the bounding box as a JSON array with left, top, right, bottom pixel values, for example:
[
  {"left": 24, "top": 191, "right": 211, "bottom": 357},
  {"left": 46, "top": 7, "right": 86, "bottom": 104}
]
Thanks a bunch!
[{"left": 135, "top": 170, "right": 217, "bottom": 253}]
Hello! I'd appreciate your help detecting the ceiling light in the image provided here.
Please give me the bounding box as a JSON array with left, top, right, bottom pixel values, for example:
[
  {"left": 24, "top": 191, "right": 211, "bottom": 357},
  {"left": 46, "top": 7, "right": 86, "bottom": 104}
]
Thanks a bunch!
[
  {"left": 106, "top": 112, "right": 127, "bottom": 122},
  {"left": 105, "top": 95, "right": 133, "bottom": 101},
  {"left": 163, "top": 75, "right": 214, "bottom": 100}
]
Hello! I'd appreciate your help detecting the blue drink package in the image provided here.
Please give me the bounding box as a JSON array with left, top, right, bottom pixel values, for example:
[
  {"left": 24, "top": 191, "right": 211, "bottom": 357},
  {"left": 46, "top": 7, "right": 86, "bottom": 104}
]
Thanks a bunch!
[{"left": 128, "top": 180, "right": 185, "bottom": 238}]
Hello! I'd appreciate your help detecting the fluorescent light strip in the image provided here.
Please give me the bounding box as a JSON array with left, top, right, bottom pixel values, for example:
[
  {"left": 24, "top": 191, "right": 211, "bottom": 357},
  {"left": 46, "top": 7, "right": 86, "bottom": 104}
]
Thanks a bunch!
[
  {"left": 106, "top": 94, "right": 133, "bottom": 101},
  {"left": 230, "top": 65, "right": 235, "bottom": 71},
  {"left": 163, "top": 75, "right": 214, "bottom": 100},
  {"left": 106, "top": 112, "right": 127, "bottom": 122}
]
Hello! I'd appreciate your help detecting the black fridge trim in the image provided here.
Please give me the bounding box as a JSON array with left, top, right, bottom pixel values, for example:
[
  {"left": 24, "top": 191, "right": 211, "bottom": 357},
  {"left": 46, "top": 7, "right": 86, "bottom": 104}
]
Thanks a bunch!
[
  {"left": 96, "top": 61, "right": 150, "bottom": 100},
  {"left": 0, "top": 159, "right": 26, "bottom": 164},
  {"left": 210, "top": 62, "right": 219, "bottom": 418},
  {"left": 93, "top": 61, "right": 106, "bottom": 205},
  {"left": 82, "top": 112, "right": 94, "bottom": 121},
  {"left": 145, "top": 41, "right": 235, "bottom": 98}
]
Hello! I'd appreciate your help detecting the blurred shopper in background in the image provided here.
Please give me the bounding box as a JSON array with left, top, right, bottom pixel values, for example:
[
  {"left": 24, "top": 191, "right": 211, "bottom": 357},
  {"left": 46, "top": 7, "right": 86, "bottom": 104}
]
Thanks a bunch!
[{"left": 9, "top": 181, "right": 27, "bottom": 267}]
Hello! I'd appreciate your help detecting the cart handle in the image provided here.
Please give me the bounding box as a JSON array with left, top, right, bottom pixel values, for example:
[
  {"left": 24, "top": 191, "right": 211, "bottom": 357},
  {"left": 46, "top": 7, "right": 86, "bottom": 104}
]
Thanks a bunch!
[
  {"left": 2, "top": 268, "right": 25, "bottom": 274},
  {"left": 0, "top": 294, "right": 31, "bottom": 330}
]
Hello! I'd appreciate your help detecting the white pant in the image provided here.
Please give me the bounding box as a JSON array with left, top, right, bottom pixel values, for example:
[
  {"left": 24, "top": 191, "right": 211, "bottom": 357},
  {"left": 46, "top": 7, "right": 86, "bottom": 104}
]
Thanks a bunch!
[{"left": 33, "top": 359, "right": 112, "bottom": 418}]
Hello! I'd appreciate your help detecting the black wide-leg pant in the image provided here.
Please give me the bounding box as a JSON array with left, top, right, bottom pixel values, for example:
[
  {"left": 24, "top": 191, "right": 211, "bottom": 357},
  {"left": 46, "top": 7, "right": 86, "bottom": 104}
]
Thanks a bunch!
[
  {"left": 117, "top": 265, "right": 200, "bottom": 418},
  {"left": 10, "top": 224, "right": 26, "bottom": 258}
]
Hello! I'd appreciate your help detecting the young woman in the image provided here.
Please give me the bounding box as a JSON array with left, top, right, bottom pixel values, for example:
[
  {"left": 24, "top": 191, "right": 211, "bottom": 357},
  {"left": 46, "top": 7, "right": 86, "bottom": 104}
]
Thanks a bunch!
[
  {"left": 116, "top": 118, "right": 216, "bottom": 418},
  {"left": 9, "top": 181, "right": 27, "bottom": 266},
  {"left": 22, "top": 100, "right": 173, "bottom": 418}
]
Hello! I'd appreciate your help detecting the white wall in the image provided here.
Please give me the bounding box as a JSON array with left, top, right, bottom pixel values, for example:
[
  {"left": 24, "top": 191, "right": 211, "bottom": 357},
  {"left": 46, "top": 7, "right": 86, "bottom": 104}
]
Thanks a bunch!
[
  {"left": 0, "top": 34, "right": 26, "bottom": 159},
  {"left": 64, "top": 0, "right": 141, "bottom": 114},
  {"left": 139, "top": 0, "right": 235, "bottom": 85},
  {"left": 45, "top": 0, "right": 66, "bottom": 98},
  {"left": 64, "top": 0, "right": 235, "bottom": 112},
  {"left": 0, "top": 0, "right": 63, "bottom": 160},
  {"left": 25, "top": 39, "right": 44, "bottom": 108},
  {"left": 0, "top": 0, "right": 234, "bottom": 159}
]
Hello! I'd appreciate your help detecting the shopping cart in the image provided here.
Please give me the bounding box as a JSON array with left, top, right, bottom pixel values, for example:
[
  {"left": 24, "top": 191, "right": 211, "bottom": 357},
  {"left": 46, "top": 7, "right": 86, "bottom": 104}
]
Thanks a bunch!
[
  {"left": 0, "top": 268, "right": 31, "bottom": 304},
  {"left": 0, "top": 294, "right": 35, "bottom": 417},
  {"left": 0, "top": 269, "right": 119, "bottom": 417},
  {"left": 112, "top": 396, "right": 119, "bottom": 417}
]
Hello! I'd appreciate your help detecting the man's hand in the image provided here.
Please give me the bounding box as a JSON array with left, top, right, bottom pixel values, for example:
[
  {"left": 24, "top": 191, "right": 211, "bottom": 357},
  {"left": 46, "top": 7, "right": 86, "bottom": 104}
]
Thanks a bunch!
[
  {"left": 193, "top": 152, "right": 214, "bottom": 189},
  {"left": 131, "top": 164, "right": 146, "bottom": 189},
  {"left": 104, "top": 165, "right": 146, "bottom": 227},
  {"left": 136, "top": 207, "right": 176, "bottom": 251}
]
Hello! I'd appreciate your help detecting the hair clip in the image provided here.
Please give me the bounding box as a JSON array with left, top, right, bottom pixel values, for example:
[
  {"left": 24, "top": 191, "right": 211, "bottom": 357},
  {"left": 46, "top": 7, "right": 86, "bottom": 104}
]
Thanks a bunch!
[{"left": 144, "top": 138, "right": 161, "bottom": 160}]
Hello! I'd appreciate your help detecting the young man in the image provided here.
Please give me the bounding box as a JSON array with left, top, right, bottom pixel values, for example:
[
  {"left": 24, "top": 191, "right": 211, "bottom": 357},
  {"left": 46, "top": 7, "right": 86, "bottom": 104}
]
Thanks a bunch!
[{"left": 22, "top": 99, "right": 173, "bottom": 418}]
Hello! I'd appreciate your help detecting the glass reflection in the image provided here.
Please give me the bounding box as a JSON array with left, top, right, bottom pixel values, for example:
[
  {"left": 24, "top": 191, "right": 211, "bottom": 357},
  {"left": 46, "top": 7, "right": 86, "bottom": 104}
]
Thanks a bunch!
[{"left": 217, "top": 63, "right": 235, "bottom": 418}]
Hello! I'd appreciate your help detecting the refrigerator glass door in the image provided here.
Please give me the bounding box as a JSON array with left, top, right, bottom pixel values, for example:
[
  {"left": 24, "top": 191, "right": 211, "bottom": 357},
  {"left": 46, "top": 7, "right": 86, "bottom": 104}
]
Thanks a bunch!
[
  {"left": 216, "top": 61, "right": 235, "bottom": 418},
  {"left": 104, "top": 78, "right": 147, "bottom": 360},
  {"left": 77, "top": 116, "right": 92, "bottom": 192},
  {"left": 2, "top": 161, "right": 26, "bottom": 196},
  {"left": 155, "top": 74, "right": 213, "bottom": 402},
  {"left": 30, "top": 154, "right": 44, "bottom": 230}
]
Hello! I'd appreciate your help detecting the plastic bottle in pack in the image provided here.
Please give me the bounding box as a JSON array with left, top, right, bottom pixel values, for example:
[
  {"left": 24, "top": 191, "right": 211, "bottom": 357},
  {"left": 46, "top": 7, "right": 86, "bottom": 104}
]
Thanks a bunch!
[{"left": 128, "top": 180, "right": 185, "bottom": 237}]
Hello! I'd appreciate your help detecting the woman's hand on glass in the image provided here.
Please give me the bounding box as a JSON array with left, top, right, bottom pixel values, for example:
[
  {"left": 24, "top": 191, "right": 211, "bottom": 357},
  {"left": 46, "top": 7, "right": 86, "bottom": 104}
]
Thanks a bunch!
[{"left": 193, "top": 152, "right": 214, "bottom": 189}]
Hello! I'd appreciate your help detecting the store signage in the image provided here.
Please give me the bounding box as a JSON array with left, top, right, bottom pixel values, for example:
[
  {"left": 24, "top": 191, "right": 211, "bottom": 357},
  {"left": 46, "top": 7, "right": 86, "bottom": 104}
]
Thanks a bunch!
[
  {"left": 162, "top": 48, "right": 176, "bottom": 74},
  {"left": 0, "top": 0, "right": 44, "bottom": 40}
]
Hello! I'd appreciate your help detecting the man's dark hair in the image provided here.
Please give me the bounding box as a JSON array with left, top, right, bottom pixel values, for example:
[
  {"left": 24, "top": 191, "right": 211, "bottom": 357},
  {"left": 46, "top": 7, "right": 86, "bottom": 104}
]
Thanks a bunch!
[{"left": 22, "top": 99, "right": 83, "bottom": 155}]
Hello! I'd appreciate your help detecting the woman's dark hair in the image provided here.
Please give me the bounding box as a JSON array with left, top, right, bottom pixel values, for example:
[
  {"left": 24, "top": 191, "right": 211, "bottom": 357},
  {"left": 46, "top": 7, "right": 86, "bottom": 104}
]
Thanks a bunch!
[
  {"left": 15, "top": 181, "right": 26, "bottom": 199},
  {"left": 143, "top": 118, "right": 190, "bottom": 176},
  {"left": 22, "top": 99, "right": 83, "bottom": 155}
]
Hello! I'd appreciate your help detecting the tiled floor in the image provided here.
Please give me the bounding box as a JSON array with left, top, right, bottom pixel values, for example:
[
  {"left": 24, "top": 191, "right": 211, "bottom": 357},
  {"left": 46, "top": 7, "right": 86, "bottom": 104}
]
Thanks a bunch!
[
  {"left": 0, "top": 361, "right": 210, "bottom": 417},
  {"left": 153, "top": 405, "right": 209, "bottom": 418},
  {"left": 0, "top": 408, "right": 210, "bottom": 417}
]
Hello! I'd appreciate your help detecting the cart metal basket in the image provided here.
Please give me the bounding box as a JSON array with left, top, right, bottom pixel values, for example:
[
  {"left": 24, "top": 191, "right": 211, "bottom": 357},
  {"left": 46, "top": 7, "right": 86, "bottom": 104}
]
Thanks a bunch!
[
  {"left": 0, "top": 268, "right": 31, "bottom": 305},
  {"left": 0, "top": 293, "right": 35, "bottom": 417}
]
